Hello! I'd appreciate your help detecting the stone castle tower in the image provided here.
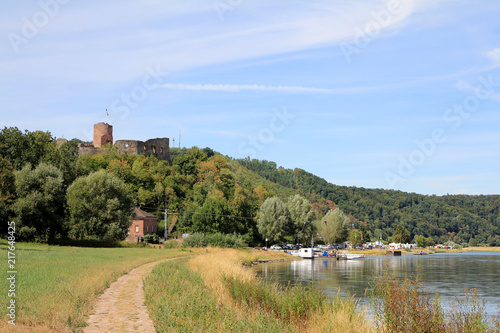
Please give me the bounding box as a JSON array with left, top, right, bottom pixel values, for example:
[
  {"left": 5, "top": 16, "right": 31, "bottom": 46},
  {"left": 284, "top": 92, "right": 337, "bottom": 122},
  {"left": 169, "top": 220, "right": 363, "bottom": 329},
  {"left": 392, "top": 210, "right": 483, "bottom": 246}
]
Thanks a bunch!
[
  {"left": 93, "top": 122, "right": 113, "bottom": 148},
  {"left": 78, "top": 122, "right": 170, "bottom": 163}
]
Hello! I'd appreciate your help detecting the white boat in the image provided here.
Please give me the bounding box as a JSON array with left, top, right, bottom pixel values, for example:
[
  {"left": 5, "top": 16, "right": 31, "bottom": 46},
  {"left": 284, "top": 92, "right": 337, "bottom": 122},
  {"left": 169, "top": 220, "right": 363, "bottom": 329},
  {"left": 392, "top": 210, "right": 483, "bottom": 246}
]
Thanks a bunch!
[
  {"left": 342, "top": 252, "right": 365, "bottom": 260},
  {"left": 290, "top": 247, "right": 314, "bottom": 259}
]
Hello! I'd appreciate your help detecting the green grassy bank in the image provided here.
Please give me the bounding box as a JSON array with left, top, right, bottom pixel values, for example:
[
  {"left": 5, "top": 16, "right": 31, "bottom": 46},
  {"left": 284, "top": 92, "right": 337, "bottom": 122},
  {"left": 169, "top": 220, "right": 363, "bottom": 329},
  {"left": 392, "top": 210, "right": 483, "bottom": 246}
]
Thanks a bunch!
[
  {"left": 0, "top": 240, "right": 193, "bottom": 332},
  {"left": 145, "top": 248, "right": 371, "bottom": 333}
]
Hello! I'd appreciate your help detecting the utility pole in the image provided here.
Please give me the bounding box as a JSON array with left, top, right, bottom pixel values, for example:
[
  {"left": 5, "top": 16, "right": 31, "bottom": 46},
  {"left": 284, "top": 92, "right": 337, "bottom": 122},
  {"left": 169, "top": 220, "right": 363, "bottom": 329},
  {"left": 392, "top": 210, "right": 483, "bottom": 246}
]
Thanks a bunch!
[{"left": 164, "top": 208, "right": 168, "bottom": 239}]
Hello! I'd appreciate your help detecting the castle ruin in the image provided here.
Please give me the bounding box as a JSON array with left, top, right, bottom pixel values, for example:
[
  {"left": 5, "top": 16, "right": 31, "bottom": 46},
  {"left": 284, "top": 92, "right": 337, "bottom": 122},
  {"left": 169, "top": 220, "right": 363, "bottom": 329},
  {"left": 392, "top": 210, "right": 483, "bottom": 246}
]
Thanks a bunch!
[{"left": 78, "top": 122, "right": 170, "bottom": 162}]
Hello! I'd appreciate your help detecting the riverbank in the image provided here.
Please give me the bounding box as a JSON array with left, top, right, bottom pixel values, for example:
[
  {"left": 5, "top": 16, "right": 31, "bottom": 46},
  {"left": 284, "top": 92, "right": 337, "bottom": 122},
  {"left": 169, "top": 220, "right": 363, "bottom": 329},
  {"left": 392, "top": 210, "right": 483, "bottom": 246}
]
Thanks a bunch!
[
  {"left": 3, "top": 241, "right": 498, "bottom": 332},
  {"left": 145, "top": 248, "right": 373, "bottom": 332},
  {"left": 465, "top": 246, "right": 500, "bottom": 252}
]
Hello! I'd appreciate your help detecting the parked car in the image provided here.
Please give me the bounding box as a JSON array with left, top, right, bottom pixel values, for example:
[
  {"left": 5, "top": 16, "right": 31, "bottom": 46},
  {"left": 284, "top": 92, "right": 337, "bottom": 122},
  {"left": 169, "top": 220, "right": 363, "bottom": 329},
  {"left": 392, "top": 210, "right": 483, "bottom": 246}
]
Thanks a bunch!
[{"left": 270, "top": 244, "right": 282, "bottom": 250}]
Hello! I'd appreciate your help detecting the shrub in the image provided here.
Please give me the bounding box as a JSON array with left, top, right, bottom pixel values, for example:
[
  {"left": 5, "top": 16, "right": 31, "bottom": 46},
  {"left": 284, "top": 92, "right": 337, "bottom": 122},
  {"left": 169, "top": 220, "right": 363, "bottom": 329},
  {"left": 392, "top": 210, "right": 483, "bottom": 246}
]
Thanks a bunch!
[
  {"left": 446, "top": 289, "right": 499, "bottom": 333},
  {"left": 182, "top": 232, "right": 246, "bottom": 248},
  {"left": 371, "top": 268, "right": 500, "bottom": 333},
  {"left": 371, "top": 269, "right": 445, "bottom": 332},
  {"left": 143, "top": 234, "right": 159, "bottom": 244},
  {"left": 163, "top": 239, "right": 181, "bottom": 248}
]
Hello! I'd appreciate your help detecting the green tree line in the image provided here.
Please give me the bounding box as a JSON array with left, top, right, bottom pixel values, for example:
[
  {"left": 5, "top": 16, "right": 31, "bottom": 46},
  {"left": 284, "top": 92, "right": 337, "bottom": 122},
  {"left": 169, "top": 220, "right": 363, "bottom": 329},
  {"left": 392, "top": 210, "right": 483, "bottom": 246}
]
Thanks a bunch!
[
  {"left": 1, "top": 126, "right": 499, "bottom": 246},
  {"left": 236, "top": 158, "right": 500, "bottom": 246}
]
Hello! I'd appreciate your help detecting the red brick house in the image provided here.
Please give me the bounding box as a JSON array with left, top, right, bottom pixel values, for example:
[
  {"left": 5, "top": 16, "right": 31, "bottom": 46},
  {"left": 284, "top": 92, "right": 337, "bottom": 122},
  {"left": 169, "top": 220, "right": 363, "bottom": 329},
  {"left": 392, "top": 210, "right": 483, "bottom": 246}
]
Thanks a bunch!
[{"left": 125, "top": 207, "right": 158, "bottom": 242}]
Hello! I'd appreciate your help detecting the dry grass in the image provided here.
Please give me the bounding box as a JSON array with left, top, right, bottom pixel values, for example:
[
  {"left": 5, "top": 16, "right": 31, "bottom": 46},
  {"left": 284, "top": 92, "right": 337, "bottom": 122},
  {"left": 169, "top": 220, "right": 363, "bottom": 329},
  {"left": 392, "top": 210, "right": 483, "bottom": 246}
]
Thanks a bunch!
[
  {"left": 0, "top": 240, "right": 195, "bottom": 333},
  {"left": 465, "top": 246, "right": 500, "bottom": 252},
  {"left": 189, "top": 248, "right": 374, "bottom": 332}
]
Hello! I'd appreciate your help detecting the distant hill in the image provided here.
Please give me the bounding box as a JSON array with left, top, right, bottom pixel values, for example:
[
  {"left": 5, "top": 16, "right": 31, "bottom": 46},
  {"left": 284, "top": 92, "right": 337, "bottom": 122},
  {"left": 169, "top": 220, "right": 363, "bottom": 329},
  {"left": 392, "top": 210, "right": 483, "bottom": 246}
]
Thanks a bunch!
[{"left": 235, "top": 158, "right": 500, "bottom": 246}]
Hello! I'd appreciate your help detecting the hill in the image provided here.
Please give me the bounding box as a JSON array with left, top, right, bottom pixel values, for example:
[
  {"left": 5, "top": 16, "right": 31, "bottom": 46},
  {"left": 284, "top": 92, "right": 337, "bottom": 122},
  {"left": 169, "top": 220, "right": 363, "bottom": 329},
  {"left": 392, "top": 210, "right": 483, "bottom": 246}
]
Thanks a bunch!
[
  {"left": 236, "top": 158, "right": 500, "bottom": 246},
  {"left": 0, "top": 126, "right": 498, "bottom": 246}
]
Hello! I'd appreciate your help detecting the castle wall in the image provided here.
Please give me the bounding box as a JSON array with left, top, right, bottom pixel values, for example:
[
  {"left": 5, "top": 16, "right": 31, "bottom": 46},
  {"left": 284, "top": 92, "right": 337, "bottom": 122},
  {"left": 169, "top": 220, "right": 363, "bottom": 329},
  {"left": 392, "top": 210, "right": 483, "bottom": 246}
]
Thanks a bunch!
[
  {"left": 56, "top": 138, "right": 68, "bottom": 148},
  {"left": 144, "top": 138, "right": 170, "bottom": 161},
  {"left": 78, "top": 143, "right": 100, "bottom": 156},
  {"left": 79, "top": 123, "right": 170, "bottom": 162},
  {"left": 115, "top": 140, "right": 143, "bottom": 155},
  {"left": 115, "top": 138, "right": 170, "bottom": 162}
]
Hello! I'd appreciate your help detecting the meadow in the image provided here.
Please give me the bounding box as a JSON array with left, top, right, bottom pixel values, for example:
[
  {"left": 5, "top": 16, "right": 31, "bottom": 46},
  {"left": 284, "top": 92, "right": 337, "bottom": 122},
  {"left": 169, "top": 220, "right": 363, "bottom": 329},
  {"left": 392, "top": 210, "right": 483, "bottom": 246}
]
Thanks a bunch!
[
  {"left": 2, "top": 241, "right": 499, "bottom": 333},
  {"left": 0, "top": 239, "right": 194, "bottom": 332}
]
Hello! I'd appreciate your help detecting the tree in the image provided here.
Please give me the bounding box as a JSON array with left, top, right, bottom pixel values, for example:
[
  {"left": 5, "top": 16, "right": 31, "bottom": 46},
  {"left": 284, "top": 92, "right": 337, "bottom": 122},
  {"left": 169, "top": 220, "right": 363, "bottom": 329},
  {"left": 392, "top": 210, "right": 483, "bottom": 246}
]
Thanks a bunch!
[
  {"left": 66, "top": 170, "right": 135, "bottom": 241},
  {"left": 253, "top": 185, "right": 271, "bottom": 206},
  {"left": 191, "top": 197, "right": 242, "bottom": 234},
  {"left": 316, "top": 208, "right": 350, "bottom": 244},
  {"left": 414, "top": 235, "right": 427, "bottom": 248},
  {"left": 256, "top": 197, "right": 292, "bottom": 243},
  {"left": 287, "top": 194, "right": 316, "bottom": 244},
  {"left": 0, "top": 127, "right": 56, "bottom": 169},
  {"left": 0, "top": 157, "right": 16, "bottom": 233},
  {"left": 468, "top": 238, "right": 478, "bottom": 247},
  {"left": 393, "top": 223, "right": 411, "bottom": 244},
  {"left": 13, "top": 163, "right": 65, "bottom": 242},
  {"left": 348, "top": 229, "right": 363, "bottom": 245}
]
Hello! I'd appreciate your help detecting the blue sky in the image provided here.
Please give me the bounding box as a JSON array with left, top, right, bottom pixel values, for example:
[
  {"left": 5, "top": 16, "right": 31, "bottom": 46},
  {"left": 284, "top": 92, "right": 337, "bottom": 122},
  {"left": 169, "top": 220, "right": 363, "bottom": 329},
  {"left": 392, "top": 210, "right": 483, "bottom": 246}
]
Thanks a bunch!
[{"left": 1, "top": 0, "right": 499, "bottom": 195}]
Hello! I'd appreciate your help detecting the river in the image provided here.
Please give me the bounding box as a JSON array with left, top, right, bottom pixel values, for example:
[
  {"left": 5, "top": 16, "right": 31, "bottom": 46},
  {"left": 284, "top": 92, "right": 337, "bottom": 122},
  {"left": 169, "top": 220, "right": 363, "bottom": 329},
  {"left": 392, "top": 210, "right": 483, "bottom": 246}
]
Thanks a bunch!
[{"left": 253, "top": 251, "right": 500, "bottom": 316}]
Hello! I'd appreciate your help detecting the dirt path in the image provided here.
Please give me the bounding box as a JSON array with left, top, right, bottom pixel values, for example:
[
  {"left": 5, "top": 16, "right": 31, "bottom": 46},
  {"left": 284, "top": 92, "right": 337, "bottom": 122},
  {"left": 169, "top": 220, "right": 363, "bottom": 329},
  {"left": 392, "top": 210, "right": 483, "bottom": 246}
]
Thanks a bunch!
[{"left": 84, "top": 259, "right": 170, "bottom": 333}]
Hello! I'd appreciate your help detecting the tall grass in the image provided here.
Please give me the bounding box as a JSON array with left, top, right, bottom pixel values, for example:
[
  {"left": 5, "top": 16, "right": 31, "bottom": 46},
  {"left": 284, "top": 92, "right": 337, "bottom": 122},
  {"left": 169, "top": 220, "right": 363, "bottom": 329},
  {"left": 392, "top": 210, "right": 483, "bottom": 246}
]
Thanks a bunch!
[
  {"left": 186, "top": 248, "right": 372, "bottom": 332},
  {"left": 371, "top": 269, "right": 445, "bottom": 332},
  {"left": 446, "top": 289, "right": 500, "bottom": 333},
  {"left": 371, "top": 268, "right": 500, "bottom": 333},
  {"left": 0, "top": 240, "right": 193, "bottom": 333},
  {"left": 144, "top": 259, "right": 294, "bottom": 332}
]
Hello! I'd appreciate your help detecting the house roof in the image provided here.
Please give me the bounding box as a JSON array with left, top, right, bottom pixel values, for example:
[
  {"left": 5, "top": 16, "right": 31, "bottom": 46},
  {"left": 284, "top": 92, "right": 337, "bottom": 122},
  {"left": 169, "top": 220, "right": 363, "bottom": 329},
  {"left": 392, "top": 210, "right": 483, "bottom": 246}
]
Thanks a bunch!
[{"left": 133, "top": 207, "right": 158, "bottom": 220}]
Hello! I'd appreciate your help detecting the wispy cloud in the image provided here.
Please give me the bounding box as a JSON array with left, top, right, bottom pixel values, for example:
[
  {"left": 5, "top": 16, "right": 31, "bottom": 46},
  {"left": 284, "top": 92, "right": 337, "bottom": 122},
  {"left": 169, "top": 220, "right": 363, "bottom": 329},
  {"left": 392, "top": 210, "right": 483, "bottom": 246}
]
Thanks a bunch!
[
  {"left": 486, "top": 48, "right": 500, "bottom": 66},
  {"left": 161, "top": 83, "right": 331, "bottom": 93},
  {"left": 455, "top": 79, "right": 500, "bottom": 102}
]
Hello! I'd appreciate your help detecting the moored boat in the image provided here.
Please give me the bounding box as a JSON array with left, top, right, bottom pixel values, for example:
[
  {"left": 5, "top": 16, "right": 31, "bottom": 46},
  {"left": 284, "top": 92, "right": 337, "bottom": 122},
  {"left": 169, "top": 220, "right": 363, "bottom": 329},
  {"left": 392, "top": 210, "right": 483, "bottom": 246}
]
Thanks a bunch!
[{"left": 290, "top": 247, "right": 314, "bottom": 259}]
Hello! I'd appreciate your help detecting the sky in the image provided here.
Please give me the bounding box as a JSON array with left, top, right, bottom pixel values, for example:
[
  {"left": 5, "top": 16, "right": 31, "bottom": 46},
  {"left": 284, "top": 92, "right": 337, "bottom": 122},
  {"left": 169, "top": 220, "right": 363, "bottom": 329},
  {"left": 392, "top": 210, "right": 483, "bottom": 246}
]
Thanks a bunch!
[{"left": 1, "top": 0, "right": 499, "bottom": 196}]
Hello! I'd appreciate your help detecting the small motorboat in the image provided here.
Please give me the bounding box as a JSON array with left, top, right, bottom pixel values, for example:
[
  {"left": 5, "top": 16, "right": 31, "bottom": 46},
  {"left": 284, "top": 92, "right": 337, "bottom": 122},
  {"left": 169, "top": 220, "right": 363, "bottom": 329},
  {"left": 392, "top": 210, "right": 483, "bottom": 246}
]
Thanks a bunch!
[{"left": 290, "top": 247, "right": 314, "bottom": 259}]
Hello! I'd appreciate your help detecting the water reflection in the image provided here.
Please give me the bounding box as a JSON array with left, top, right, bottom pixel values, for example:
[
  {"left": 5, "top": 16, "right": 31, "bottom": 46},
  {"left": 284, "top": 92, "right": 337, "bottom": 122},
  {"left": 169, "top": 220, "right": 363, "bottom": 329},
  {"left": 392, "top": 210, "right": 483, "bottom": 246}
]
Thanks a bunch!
[{"left": 254, "top": 252, "right": 500, "bottom": 316}]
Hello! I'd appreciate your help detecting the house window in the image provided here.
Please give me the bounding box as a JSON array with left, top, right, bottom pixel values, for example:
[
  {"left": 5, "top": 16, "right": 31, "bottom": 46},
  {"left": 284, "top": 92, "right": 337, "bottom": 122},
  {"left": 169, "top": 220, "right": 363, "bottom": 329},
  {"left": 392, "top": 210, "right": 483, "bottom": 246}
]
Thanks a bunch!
[
  {"left": 146, "top": 225, "right": 149, "bottom": 233},
  {"left": 135, "top": 225, "right": 139, "bottom": 233}
]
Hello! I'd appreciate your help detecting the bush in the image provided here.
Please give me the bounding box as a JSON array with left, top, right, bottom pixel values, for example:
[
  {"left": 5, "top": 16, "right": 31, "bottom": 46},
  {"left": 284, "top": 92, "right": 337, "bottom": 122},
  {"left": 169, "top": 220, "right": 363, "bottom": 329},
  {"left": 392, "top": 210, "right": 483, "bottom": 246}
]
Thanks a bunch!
[
  {"left": 446, "top": 289, "right": 499, "bottom": 333},
  {"left": 163, "top": 239, "right": 182, "bottom": 248},
  {"left": 182, "top": 232, "right": 246, "bottom": 248},
  {"left": 371, "top": 269, "right": 445, "bottom": 332},
  {"left": 143, "top": 234, "right": 159, "bottom": 244},
  {"left": 445, "top": 240, "right": 462, "bottom": 250},
  {"left": 371, "top": 268, "right": 500, "bottom": 333},
  {"left": 469, "top": 238, "right": 479, "bottom": 247}
]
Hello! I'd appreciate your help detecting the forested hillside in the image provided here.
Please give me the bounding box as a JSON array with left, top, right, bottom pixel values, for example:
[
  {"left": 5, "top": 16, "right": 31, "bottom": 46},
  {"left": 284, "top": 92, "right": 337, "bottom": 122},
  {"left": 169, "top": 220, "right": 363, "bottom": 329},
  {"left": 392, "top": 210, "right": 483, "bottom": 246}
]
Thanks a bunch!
[
  {"left": 236, "top": 158, "right": 500, "bottom": 246},
  {"left": 1, "top": 127, "right": 498, "bottom": 246}
]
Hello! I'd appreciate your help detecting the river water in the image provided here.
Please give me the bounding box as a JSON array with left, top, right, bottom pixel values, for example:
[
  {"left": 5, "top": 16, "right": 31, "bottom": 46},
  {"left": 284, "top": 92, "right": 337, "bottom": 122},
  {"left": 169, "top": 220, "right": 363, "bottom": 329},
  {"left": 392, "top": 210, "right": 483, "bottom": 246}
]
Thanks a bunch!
[{"left": 253, "top": 251, "right": 500, "bottom": 316}]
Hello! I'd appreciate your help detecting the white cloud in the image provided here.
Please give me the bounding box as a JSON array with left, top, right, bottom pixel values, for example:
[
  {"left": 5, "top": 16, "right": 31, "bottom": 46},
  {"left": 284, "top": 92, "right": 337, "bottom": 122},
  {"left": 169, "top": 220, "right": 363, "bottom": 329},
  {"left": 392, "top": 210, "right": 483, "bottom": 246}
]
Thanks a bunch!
[
  {"left": 0, "top": 0, "right": 433, "bottom": 83},
  {"left": 455, "top": 79, "right": 500, "bottom": 102},
  {"left": 161, "top": 83, "right": 330, "bottom": 93},
  {"left": 486, "top": 48, "right": 500, "bottom": 65}
]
